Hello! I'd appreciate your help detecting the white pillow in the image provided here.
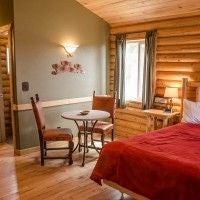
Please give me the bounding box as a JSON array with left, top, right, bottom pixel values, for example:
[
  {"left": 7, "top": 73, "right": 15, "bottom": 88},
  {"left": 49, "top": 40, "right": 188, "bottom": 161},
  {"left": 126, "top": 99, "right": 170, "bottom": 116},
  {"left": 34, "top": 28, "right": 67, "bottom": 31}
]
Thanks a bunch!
[{"left": 182, "top": 99, "right": 200, "bottom": 124}]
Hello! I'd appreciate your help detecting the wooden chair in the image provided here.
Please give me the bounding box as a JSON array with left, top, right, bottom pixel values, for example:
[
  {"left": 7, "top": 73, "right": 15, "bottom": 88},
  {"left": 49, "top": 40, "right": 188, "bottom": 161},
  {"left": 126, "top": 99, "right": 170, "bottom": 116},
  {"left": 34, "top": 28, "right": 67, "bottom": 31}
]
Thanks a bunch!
[
  {"left": 31, "top": 94, "right": 74, "bottom": 166},
  {"left": 80, "top": 91, "right": 115, "bottom": 148}
]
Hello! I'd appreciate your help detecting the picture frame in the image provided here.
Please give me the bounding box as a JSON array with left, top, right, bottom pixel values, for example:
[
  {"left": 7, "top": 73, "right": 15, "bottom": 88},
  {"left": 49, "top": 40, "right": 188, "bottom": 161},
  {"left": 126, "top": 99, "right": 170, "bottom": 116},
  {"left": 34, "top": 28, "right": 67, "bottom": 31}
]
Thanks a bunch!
[{"left": 154, "top": 96, "right": 167, "bottom": 104}]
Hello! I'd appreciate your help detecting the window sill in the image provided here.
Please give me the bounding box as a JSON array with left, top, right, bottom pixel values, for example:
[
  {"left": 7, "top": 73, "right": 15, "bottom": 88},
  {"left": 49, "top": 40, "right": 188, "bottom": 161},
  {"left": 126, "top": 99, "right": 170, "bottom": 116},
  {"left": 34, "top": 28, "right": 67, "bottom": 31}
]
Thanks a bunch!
[
  {"left": 125, "top": 100, "right": 142, "bottom": 110},
  {"left": 126, "top": 99, "right": 142, "bottom": 104}
]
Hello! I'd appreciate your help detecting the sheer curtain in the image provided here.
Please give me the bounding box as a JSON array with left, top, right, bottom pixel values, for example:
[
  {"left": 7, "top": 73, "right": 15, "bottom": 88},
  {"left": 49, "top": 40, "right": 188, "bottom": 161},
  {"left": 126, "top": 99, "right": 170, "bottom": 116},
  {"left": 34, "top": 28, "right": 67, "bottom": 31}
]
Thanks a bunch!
[
  {"left": 114, "top": 33, "right": 126, "bottom": 108},
  {"left": 142, "top": 30, "right": 157, "bottom": 110}
]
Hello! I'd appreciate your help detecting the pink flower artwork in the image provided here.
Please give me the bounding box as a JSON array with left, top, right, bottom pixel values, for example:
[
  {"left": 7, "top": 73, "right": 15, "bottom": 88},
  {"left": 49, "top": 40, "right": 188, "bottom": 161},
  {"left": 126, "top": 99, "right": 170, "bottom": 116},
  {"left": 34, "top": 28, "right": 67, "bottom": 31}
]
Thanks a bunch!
[{"left": 51, "top": 60, "right": 85, "bottom": 75}]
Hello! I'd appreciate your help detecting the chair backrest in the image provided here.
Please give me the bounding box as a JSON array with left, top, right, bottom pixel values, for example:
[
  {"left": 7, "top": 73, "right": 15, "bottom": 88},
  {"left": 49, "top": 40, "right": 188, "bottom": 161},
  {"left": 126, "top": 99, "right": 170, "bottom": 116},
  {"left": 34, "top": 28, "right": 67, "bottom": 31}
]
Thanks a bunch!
[
  {"left": 31, "top": 94, "right": 46, "bottom": 134},
  {"left": 92, "top": 91, "right": 115, "bottom": 120}
]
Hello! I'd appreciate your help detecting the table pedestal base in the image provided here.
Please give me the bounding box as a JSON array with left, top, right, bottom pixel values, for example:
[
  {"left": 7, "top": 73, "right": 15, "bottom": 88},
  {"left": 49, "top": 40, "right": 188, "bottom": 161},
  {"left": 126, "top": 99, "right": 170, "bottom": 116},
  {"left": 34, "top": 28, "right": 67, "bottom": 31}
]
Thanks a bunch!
[{"left": 73, "top": 120, "right": 100, "bottom": 167}]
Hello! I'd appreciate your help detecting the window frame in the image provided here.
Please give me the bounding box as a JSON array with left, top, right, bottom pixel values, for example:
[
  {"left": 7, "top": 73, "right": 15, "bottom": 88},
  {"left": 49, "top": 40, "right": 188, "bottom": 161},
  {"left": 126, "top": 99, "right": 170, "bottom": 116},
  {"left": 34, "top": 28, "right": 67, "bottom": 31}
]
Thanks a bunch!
[{"left": 125, "top": 39, "right": 145, "bottom": 103}]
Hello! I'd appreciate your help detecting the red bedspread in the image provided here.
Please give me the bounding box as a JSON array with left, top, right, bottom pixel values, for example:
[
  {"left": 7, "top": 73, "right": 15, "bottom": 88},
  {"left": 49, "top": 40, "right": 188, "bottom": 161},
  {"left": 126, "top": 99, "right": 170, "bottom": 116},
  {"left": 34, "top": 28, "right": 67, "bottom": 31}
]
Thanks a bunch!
[{"left": 90, "top": 123, "right": 200, "bottom": 200}]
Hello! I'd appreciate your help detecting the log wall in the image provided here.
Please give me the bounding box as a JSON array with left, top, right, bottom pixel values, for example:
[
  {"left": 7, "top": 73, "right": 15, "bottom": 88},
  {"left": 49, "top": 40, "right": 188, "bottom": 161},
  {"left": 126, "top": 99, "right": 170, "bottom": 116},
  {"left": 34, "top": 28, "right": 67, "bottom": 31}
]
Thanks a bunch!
[
  {"left": 110, "top": 16, "right": 200, "bottom": 137},
  {"left": 0, "top": 35, "right": 12, "bottom": 136}
]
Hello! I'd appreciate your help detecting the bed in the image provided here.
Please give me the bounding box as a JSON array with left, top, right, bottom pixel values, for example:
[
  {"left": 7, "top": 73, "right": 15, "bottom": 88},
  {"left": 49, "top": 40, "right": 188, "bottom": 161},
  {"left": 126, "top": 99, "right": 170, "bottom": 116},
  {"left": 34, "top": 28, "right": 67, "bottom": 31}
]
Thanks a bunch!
[{"left": 90, "top": 78, "right": 200, "bottom": 200}]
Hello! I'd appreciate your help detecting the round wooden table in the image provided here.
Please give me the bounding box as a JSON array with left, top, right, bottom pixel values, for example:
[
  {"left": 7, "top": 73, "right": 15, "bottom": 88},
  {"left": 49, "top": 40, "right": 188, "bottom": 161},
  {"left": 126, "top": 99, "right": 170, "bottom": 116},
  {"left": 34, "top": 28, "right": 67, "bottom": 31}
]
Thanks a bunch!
[{"left": 61, "top": 110, "right": 110, "bottom": 166}]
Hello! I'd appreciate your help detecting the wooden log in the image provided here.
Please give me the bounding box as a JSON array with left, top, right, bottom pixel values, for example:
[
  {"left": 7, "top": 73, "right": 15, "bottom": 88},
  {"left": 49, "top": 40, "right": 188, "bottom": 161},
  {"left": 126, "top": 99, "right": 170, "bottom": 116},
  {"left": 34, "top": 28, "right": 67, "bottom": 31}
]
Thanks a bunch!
[
  {"left": 127, "top": 32, "right": 145, "bottom": 40},
  {"left": 110, "top": 91, "right": 114, "bottom": 96},
  {"left": 1, "top": 74, "right": 9, "bottom": 80},
  {"left": 111, "top": 16, "right": 200, "bottom": 34},
  {"left": 4, "top": 112, "right": 11, "bottom": 119},
  {"left": 110, "top": 78, "right": 114, "bottom": 83},
  {"left": 110, "top": 63, "right": 115, "bottom": 70},
  {"left": 126, "top": 101, "right": 142, "bottom": 109},
  {"left": 3, "top": 94, "right": 11, "bottom": 100},
  {"left": 156, "top": 79, "right": 182, "bottom": 88},
  {"left": 0, "top": 46, "right": 6, "bottom": 52},
  {"left": 2, "top": 80, "right": 10, "bottom": 87},
  {"left": 0, "top": 39, "right": 8, "bottom": 45},
  {"left": 110, "top": 43, "right": 115, "bottom": 49},
  {"left": 110, "top": 41, "right": 115, "bottom": 45},
  {"left": 110, "top": 55, "right": 115, "bottom": 63},
  {"left": 0, "top": 53, "right": 6, "bottom": 60},
  {"left": 110, "top": 75, "right": 114, "bottom": 81},
  {"left": 110, "top": 49, "right": 116, "bottom": 56},
  {"left": 115, "top": 119, "right": 146, "bottom": 132},
  {"left": 110, "top": 77, "right": 114, "bottom": 82},
  {"left": 5, "top": 119, "right": 11, "bottom": 125},
  {"left": 157, "top": 35, "right": 200, "bottom": 45},
  {"left": 110, "top": 83, "right": 114, "bottom": 91},
  {"left": 156, "top": 62, "right": 200, "bottom": 72},
  {"left": 156, "top": 71, "right": 200, "bottom": 81},
  {"left": 0, "top": 35, "right": 8, "bottom": 40},
  {"left": 1, "top": 66, "right": 8, "bottom": 74},
  {"left": 110, "top": 35, "right": 116, "bottom": 42},
  {"left": 157, "top": 53, "right": 200, "bottom": 63},
  {"left": 2, "top": 87, "right": 10, "bottom": 94},
  {"left": 157, "top": 25, "right": 200, "bottom": 37},
  {"left": 4, "top": 101, "right": 10, "bottom": 106},
  {"left": 0, "top": 60, "right": 6, "bottom": 66},
  {"left": 157, "top": 44, "right": 200, "bottom": 54},
  {"left": 4, "top": 105, "right": 11, "bottom": 112},
  {"left": 115, "top": 125, "right": 145, "bottom": 137},
  {"left": 110, "top": 70, "right": 114, "bottom": 77},
  {"left": 110, "top": 32, "right": 145, "bottom": 41},
  {"left": 116, "top": 108, "right": 146, "bottom": 118},
  {"left": 115, "top": 112, "right": 147, "bottom": 124}
]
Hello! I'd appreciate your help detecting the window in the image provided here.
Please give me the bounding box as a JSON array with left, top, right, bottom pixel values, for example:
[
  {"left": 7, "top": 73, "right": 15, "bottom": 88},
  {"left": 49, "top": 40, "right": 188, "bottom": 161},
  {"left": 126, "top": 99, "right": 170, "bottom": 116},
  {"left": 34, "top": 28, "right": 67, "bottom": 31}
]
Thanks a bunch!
[{"left": 125, "top": 40, "right": 145, "bottom": 101}]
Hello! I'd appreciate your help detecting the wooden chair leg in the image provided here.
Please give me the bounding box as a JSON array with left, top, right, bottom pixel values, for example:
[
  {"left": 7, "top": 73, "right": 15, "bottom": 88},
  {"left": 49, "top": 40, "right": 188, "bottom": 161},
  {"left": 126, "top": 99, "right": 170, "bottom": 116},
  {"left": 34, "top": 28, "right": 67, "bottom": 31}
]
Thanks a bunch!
[
  {"left": 78, "top": 132, "right": 82, "bottom": 152},
  {"left": 44, "top": 141, "right": 47, "bottom": 156},
  {"left": 111, "top": 129, "right": 114, "bottom": 141},
  {"left": 39, "top": 139, "right": 44, "bottom": 166},
  {"left": 86, "top": 133, "right": 89, "bottom": 153},
  {"left": 101, "top": 134, "right": 105, "bottom": 147},
  {"left": 68, "top": 140, "right": 74, "bottom": 165}
]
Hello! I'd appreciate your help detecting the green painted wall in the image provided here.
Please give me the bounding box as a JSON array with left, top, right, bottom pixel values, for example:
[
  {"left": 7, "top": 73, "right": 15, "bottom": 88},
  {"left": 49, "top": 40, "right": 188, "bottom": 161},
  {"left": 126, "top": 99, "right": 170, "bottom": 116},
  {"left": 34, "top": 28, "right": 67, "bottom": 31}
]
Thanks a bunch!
[
  {"left": 0, "top": 0, "right": 12, "bottom": 27},
  {"left": 13, "top": 0, "right": 109, "bottom": 149}
]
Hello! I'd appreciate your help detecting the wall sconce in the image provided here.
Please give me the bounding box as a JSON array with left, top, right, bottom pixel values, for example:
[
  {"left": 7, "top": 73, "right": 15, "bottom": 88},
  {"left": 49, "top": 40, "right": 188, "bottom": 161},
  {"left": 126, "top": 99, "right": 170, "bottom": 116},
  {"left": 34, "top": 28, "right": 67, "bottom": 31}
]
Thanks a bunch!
[{"left": 63, "top": 44, "right": 79, "bottom": 57}]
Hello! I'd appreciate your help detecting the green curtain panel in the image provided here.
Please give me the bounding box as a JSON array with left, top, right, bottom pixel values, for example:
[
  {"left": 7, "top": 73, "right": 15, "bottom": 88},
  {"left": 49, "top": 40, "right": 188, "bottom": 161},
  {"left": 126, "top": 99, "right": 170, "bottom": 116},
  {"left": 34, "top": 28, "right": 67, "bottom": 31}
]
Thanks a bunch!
[
  {"left": 142, "top": 30, "right": 157, "bottom": 110},
  {"left": 114, "top": 33, "right": 126, "bottom": 108}
]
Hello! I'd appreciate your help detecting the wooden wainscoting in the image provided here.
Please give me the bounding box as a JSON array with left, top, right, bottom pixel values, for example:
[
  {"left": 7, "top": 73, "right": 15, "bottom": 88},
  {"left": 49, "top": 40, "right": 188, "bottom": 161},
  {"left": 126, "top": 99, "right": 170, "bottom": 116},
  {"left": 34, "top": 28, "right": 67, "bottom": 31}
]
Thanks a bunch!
[
  {"left": 110, "top": 15, "right": 200, "bottom": 137},
  {"left": 13, "top": 96, "right": 92, "bottom": 111}
]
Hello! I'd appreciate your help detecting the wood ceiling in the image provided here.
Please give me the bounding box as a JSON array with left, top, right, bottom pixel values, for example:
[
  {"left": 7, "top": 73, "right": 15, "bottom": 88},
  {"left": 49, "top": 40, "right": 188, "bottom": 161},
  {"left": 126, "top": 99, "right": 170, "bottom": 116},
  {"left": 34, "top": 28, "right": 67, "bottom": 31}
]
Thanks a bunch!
[{"left": 76, "top": 0, "right": 200, "bottom": 27}]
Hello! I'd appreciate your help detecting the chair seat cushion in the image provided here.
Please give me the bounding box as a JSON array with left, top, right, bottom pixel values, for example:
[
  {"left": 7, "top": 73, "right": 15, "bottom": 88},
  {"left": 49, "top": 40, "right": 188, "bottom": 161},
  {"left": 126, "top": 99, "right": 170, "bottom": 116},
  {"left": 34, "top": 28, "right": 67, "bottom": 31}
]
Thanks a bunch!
[
  {"left": 80, "top": 121, "right": 113, "bottom": 134},
  {"left": 43, "top": 128, "right": 73, "bottom": 141}
]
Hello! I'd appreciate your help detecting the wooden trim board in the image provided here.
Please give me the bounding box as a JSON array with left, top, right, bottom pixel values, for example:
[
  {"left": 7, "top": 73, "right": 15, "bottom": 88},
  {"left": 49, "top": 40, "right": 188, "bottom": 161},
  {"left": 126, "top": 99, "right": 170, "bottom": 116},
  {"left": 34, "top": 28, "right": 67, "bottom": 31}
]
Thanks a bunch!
[
  {"left": 13, "top": 96, "right": 92, "bottom": 111},
  {"left": 15, "top": 145, "right": 40, "bottom": 156}
]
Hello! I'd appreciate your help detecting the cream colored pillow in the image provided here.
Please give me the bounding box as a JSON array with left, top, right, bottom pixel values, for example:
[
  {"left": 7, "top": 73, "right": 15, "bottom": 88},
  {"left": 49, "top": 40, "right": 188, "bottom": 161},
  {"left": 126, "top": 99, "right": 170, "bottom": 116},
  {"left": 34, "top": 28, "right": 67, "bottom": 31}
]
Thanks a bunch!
[{"left": 182, "top": 99, "right": 200, "bottom": 124}]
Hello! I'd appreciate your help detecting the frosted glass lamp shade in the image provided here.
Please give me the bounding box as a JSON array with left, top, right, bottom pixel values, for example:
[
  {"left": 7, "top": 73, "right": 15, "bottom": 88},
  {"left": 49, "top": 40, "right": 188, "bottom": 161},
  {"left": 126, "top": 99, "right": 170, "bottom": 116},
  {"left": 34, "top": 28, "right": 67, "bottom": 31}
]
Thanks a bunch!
[
  {"left": 164, "top": 87, "right": 178, "bottom": 98},
  {"left": 64, "top": 45, "right": 79, "bottom": 57}
]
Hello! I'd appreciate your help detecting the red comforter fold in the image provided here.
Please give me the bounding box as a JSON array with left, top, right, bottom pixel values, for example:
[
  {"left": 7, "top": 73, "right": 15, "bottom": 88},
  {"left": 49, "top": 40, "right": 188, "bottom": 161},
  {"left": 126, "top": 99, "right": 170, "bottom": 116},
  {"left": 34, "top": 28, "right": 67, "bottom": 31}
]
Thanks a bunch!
[{"left": 90, "top": 123, "right": 200, "bottom": 200}]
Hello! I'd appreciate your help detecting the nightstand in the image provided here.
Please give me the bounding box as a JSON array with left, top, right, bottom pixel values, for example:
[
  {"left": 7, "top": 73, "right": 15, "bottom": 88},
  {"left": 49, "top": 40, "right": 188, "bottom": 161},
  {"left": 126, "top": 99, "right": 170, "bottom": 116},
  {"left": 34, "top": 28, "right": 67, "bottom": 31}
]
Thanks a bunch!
[{"left": 142, "top": 109, "right": 180, "bottom": 132}]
